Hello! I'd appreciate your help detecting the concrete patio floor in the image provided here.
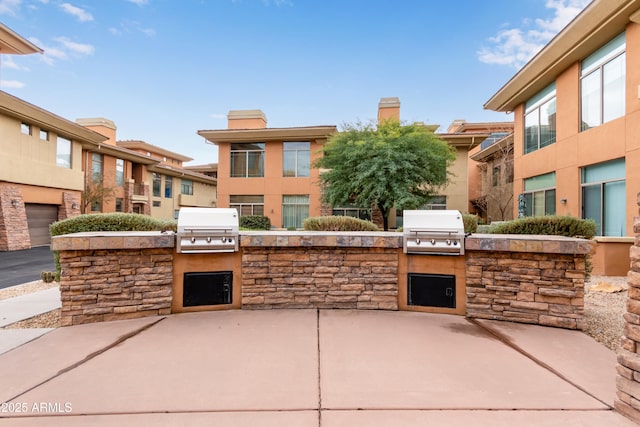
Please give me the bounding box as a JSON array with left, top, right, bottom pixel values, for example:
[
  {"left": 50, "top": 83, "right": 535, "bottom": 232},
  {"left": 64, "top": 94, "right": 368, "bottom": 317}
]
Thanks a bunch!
[{"left": 0, "top": 309, "right": 635, "bottom": 426}]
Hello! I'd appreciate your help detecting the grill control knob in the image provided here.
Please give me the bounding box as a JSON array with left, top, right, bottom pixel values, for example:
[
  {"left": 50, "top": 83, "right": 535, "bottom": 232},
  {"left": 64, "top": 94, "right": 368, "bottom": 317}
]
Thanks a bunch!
[
  {"left": 206, "top": 237, "right": 212, "bottom": 243},
  {"left": 454, "top": 241, "right": 458, "bottom": 246},
  {"left": 446, "top": 240, "right": 451, "bottom": 245},
  {"left": 190, "top": 237, "right": 196, "bottom": 243},
  {"left": 430, "top": 239, "right": 436, "bottom": 245},
  {"left": 415, "top": 238, "right": 421, "bottom": 245}
]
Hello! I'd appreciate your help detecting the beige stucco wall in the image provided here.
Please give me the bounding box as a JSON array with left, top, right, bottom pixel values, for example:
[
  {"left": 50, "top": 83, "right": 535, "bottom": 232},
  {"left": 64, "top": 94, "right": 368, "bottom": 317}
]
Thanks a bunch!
[
  {"left": 149, "top": 175, "right": 216, "bottom": 220},
  {"left": 441, "top": 147, "right": 471, "bottom": 213},
  {"left": 0, "top": 114, "right": 84, "bottom": 191}
]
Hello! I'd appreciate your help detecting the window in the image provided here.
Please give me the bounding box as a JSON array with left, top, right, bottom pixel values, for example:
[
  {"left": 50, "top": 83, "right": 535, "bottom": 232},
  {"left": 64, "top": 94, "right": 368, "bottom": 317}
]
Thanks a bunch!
[
  {"left": 40, "top": 130, "right": 49, "bottom": 141},
  {"left": 581, "top": 32, "right": 625, "bottom": 131},
  {"left": 115, "top": 159, "right": 124, "bottom": 186},
  {"left": 524, "top": 83, "right": 556, "bottom": 154},
  {"left": 91, "top": 199, "right": 101, "bottom": 212},
  {"left": 424, "top": 196, "right": 447, "bottom": 210},
  {"left": 56, "top": 137, "right": 72, "bottom": 168},
  {"left": 283, "top": 142, "right": 310, "bottom": 177},
  {"left": 581, "top": 158, "right": 625, "bottom": 236},
  {"left": 332, "top": 204, "right": 371, "bottom": 221},
  {"left": 230, "top": 143, "right": 265, "bottom": 177},
  {"left": 152, "top": 200, "right": 161, "bottom": 207},
  {"left": 165, "top": 176, "right": 173, "bottom": 198},
  {"left": 91, "top": 153, "right": 103, "bottom": 182},
  {"left": 523, "top": 172, "right": 556, "bottom": 217},
  {"left": 505, "top": 159, "right": 514, "bottom": 184},
  {"left": 115, "top": 198, "right": 123, "bottom": 212},
  {"left": 21, "top": 123, "right": 31, "bottom": 135},
  {"left": 174, "top": 210, "right": 180, "bottom": 220},
  {"left": 492, "top": 166, "right": 500, "bottom": 187},
  {"left": 282, "top": 195, "right": 309, "bottom": 228},
  {"left": 152, "top": 173, "right": 161, "bottom": 197},
  {"left": 181, "top": 179, "right": 193, "bottom": 195},
  {"left": 230, "top": 195, "right": 264, "bottom": 216}
]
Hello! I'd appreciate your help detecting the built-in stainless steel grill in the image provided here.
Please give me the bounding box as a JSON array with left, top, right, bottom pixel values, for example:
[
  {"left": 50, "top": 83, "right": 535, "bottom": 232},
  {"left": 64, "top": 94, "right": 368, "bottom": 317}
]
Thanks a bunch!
[
  {"left": 402, "top": 210, "right": 465, "bottom": 255},
  {"left": 176, "top": 208, "right": 239, "bottom": 253}
]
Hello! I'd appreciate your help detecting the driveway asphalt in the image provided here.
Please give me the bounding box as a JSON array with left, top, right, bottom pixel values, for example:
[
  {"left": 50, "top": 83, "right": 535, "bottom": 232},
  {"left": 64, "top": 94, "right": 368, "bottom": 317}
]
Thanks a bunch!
[
  {"left": 0, "top": 309, "right": 635, "bottom": 426},
  {"left": 0, "top": 246, "right": 56, "bottom": 289}
]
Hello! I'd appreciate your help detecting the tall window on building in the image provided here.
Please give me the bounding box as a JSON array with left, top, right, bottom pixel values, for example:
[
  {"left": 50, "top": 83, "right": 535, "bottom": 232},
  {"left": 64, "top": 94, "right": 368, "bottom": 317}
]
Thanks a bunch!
[
  {"left": 91, "top": 153, "right": 103, "bottom": 182},
  {"left": 230, "top": 143, "right": 265, "bottom": 177},
  {"left": 181, "top": 179, "right": 193, "bottom": 195},
  {"left": 152, "top": 173, "right": 161, "bottom": 197},
  {"left": 165, "top": 176, "right": 172, "bottom": 198},
  {"left": 523, "top": 172, "right": 556, "bottom": 217},
  {"left": 283, "top": 142, "right": 310, "bottom": 177},
  {"left": 581, "top": 32, "right": 626, "bottom": 131},
  {"left": 282, "top": 195, "right": 309, "bottom": 228},
  {"left": 115, "top": 198, "right": 123, "bottom": 212},
  {"left": 230, "top": 195, "right": 264, "bottom": 216},
  {"left": 524, "top": 83, "right": 556, "bottom": 154},
  {"left": 581, "top": 158, "right": 625, "bottom": 236},
  {"left": 57, "top": 136, "right": 72, "bottom": 168},
  {"left": 115, "top": 159, "right": 124, "bottom": 186},
  {"left": 492, "top": 166, "right": 500, "bottom": 187}
]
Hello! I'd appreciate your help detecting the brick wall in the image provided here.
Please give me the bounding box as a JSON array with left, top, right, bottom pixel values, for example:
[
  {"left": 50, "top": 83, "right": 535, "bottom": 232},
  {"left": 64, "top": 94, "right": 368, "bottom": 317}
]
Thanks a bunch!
[
  {"left": 465, "top": 234, "right": 595, "bottom": 330},
  {"left": 242, "top": 247, "right": 398, "bottom": 310},
  {"left": 0, "top": 184, "right": 30, "bottom": 251},
  {"left": 614, "top": 195, "right": 640, "bottom": 422},
  {"left": 58, "top": 191, "right": 81, "bottom": 221},
  {"left": 53, "top": 232, "right": 174, "bottom": 326}
]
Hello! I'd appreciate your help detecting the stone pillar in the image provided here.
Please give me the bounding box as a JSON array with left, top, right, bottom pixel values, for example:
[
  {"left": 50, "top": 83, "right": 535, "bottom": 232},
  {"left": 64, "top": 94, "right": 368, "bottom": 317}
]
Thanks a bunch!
[
  {"left": 615, "top": 195, "right": 640, "bottom": 422},
  {"left": 58, "top": 191, "right": 81, "bottom": 220},
  {"left": 0, "top": 184, "right": 30, "bottom": 251}
]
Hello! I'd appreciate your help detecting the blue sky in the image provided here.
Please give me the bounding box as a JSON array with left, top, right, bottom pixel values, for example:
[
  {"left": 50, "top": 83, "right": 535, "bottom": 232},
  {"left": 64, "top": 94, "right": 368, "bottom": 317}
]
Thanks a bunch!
[{"left": 0, "top": 0, "right": 590, "bottom": 165}]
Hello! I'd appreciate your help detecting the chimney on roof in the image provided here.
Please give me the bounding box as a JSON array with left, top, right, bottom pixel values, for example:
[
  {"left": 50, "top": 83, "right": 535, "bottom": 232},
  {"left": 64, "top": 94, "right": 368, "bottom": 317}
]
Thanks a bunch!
[
  {"left": 76, "top": 118, "right": 117, "bottom": 145},
  {"left": 227, "top": 110, "right": 267, "bottom": 129},
  {"left": 377, "top": 97, "right": 400, "bottom": 124}
]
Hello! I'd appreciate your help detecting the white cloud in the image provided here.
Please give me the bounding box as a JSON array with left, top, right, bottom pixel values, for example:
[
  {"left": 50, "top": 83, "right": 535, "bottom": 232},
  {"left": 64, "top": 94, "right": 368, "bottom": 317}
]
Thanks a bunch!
[
  {"left": 210, "top": 113, "right": 227, "bottom": 120},
  {"left": 261, "top": 0, "right": 292, "bottom": 6},
  {"left": 0, "top": 79, "right": 26, "bottom": 88},
  {"left": 0, "top": 0, "right": 21, "bottom": 15},
  {"left": 60, "top": 2, "right": 93, "bottom": 22},
  {"left": 127, "top": 0, "right": 149, "bottom": 5},
  {"left": 29, "top": 36, "right": 94, "bottom": 65},
  {"left": 55, "top": 36, "right": 95, "bottom": 55},
  {"left": 139, "top": 27, "right": 156, "bottom": 37},
  {"left": 0, "top": 56, "right": 29, "bottom": 71},
  {"left": 478, "top": 0, "right": 591, "bottom": 68}
]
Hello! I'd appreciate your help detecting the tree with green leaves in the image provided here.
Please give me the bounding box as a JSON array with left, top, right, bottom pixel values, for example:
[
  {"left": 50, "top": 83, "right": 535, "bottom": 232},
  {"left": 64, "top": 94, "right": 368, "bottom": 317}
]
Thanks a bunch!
[{"left": 315, "top": 121, "right": 456, "bottom": 231}]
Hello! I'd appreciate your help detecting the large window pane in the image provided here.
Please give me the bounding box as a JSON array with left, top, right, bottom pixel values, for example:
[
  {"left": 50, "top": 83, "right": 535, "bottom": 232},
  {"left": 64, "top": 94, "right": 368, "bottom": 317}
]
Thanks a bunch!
[
  {"left": 603, "top": 180, "right": 625, "bottom": 236},
  {"left": 57, "top": 137, "right": 72, "bottom": 168},
  {"left": 603, "top": 54, "right": 625, "bottom": 123},
  {"left": 165, "top": 176, "right": 172, "bottom": 198},
  {"left": 230, "top": 195, "right": 264, "bottom": 216},
  {"left": 283, "top": 142, "right": 310, "bottom": 177},
  {"left": 282, "top": 195, "right": 309, "bottom": 228},
  {"left": 283, "top": 151, "right": 297, "bottom": 177},
  {"left": 91, "top": 153, "right": 103, "bottom": 183},
  {"left": 230, "top": 152, "right": 247, "bottom": 178},
  {"left": 544, "top": 189, "right": 556, "bottom": 215},
  {"left": 581, "top": 71, "right": 600, "bottom": 131},
  {"left": 231, "top": 143, "right": 265, "bottom": 178},
  {"left": 247, "top": 151, "right": 264, "bottom": 177},
  {"left": 582, "top": 184, "right": 602, "bottom": 236},
  {"left": 540, "top": 98, "right": 556, "bottom": 148},
  {"left": 152, "top": 173, "right": 161, "bottom": 197},
  {"left": 524, "top": 110, "right": 539, "bottom": 154},
  {"left": 116, "top": 159, "right": 124, "bottom": 186}
]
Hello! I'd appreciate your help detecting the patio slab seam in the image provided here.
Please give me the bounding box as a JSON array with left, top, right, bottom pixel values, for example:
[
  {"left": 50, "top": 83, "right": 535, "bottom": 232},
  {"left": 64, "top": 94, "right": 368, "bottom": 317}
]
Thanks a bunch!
[
  {"left": 467, "top": 317, "right": 611, "bottom": 409},
  {"left": 5, "top": 317, "right": 167, "bottom": 404}
]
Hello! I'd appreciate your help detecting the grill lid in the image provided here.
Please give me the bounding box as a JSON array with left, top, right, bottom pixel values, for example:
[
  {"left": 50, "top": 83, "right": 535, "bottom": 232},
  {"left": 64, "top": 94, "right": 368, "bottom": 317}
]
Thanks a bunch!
[
  {"left": 177, "top": 208, "right": 239, "bottom": 253},
  {"left": 402, "top": 210, "right": 465, "bottom": 255}
]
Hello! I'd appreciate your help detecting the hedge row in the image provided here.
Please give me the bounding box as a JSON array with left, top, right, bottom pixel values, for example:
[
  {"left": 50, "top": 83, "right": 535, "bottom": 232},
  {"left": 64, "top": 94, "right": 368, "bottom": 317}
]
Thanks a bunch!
[
  {"left": 50, "top": 213, "right": 176, "bottom": 237},
  {"left": 239, "top": 215, "right": 271, "bottom": 230},
  {"left": 303, "top": 215, "right": 379, "bottom": 231},
  {"left": 488, "top": 215, "right": 596, "bottom": 239}
]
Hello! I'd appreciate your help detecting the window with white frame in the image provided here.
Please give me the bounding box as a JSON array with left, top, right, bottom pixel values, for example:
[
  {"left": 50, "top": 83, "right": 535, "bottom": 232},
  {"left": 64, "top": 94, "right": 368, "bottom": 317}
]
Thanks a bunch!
[
  {"left": 580, "top": 32, "right": 626, "bottom": 131},
  {"left": 91, "top": 153, "right": 103, "bottom": 182},
  {"left": 332, "top": 204, "right": 371, "bottom": 221},
  {"left": 424, "top": 196, "right": 447, "bottom": 210},
  {"left": 116, "top": 158, "right": 124, "bottom": 186},
  {"left": 522, "top": 172, "right": 556, "bottom": 217},
  {"left": 283, "top": 142, "right": 310, "bottom": 177},
  {"left": 282, "top": 195, "right": 309, "bottom": 228},
  {"left": 581, "top": 158, "right": 625, "bottom": 236},
  {"left": 230, "top": 143, "right": 265, "bottom": 177},
  {"left": 230, "top": 195, "right": 264, "bottom": 216},
  {"left": 524, "top": 83, "right": 556, "bottom": 154},
  {"left": 56, "top": 136, "right": 72, "bottom": 168}
]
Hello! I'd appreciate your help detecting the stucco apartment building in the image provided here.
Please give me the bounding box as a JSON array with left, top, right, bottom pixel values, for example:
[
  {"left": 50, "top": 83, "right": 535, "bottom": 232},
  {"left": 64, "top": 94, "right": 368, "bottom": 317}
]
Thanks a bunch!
[
  {"left": 200, "top": 98, "right": 513, "bottom": 229},
  {"left": 485, "top": 0, "right": 640, "bottom": 275}
]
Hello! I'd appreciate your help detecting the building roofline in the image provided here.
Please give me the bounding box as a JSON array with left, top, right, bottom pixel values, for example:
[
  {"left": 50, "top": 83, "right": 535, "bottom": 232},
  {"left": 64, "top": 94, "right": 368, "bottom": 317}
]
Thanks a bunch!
[
  {"left": 0, "top": 90, "right": 107, "bottom": 144},
  {"left": 438, "top": 131, "right": 490, "bottom": 148},
  {"left": 197, "top": 125, "right": 338, "bottom": 144},
  {"left": 0, "top": 23, "right": 43, "bottom": 55},
  {"left": 116, "top": 140, "right": 193, "bottom": 162},
  {"left": 484, "top": 0, "right": 640, "bottom": 112},
  {"left": 470, "top": 134, "right": 514, "bottom": 162},
  {"left": 149, "top": 163, "right": 217, "bottom": 184}
]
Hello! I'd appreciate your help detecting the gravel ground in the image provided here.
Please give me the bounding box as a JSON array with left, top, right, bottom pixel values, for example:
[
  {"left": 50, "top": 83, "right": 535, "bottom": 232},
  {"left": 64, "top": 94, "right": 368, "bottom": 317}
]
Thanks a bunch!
[{"left": 0, "top": 276, "right": 630, "bottom": 351}]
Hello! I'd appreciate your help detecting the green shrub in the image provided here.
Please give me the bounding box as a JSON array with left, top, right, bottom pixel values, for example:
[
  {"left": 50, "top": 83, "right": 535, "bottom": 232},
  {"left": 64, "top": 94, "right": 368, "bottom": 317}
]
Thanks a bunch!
[
  {"left": 303, "top": 215, "right": 379, "bottom": 231},
  {"left": 488, "top": 216, "right": 596, "bottom": 239},
  {"left": 50, "top": 213, "right": 176, "bottom": 237},
  {"left": 462, "top": 214, "right": 478, "bottom": 234},
  {"left": 49, "top": 213, "right": 176, "bottom": 279},
  {"left": 239, "top": 215, "right": 271, "bottom": 230}
]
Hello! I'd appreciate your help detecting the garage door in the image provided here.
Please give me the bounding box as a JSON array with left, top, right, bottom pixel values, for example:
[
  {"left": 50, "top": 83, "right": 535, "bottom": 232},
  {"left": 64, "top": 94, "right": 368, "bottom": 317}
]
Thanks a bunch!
[{"left": 26, "top": 204, "right": 59, "bottom": 247}]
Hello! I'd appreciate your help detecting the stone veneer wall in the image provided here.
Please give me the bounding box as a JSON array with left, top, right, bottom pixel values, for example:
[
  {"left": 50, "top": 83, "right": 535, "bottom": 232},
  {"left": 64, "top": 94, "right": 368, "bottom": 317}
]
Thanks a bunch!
[
  {"left": 465, "top": 235, "right": 596, "bottom": 330},
  {"left": 241, "top": 232, "right": 401, "bottom": 310},
  {"left": 615, "top": 195, "right": 640, "bottom": 422},
  {"left": 0, "top": 184, "right": 30, "bottom": 251},
  {"left": 53, "top": 232, "right": 174, "bottom": 326}
]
